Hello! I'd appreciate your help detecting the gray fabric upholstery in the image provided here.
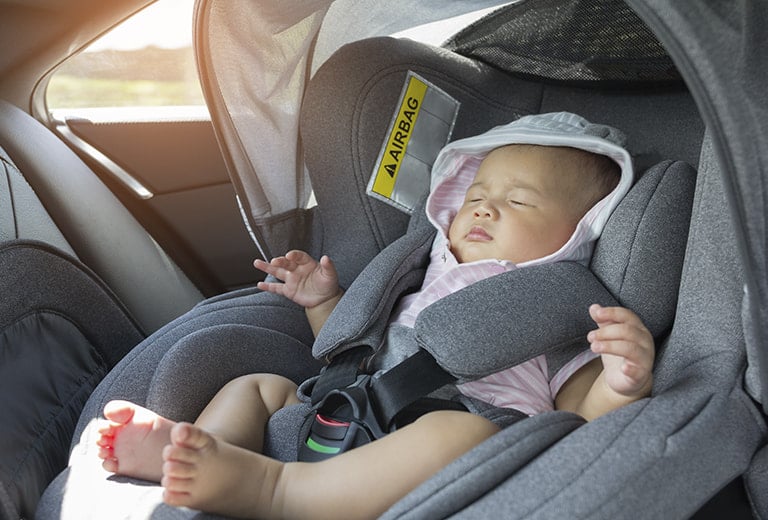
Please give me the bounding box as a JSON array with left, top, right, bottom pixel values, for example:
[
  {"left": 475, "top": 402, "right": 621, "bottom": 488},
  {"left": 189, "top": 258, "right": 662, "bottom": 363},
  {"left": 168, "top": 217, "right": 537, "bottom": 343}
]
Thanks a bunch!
[
  {"left": 591, "top": 160, "right": 696, "bottom": 336},
  {"left": 36, "top": 288, "right": 322, "bottom": 519},
  {"left": 74, "top": 290, "right": 320, "bottom": 426},
  {"left": 313, "top": 226, "right": 433, "bottom": 359},
  {"left": 416, "top": 263, "right": 617, "bottom": 381},
  {"left": 381, "top": 411, "right": 586, "bottom": 519}
]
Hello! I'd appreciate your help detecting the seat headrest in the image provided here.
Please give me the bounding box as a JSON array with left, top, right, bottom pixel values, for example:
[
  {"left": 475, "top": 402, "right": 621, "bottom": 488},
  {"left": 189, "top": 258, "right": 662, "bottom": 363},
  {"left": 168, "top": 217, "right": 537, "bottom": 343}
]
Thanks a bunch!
[{"left": 591, "top": 160, "right": 697, "bottom": 337}]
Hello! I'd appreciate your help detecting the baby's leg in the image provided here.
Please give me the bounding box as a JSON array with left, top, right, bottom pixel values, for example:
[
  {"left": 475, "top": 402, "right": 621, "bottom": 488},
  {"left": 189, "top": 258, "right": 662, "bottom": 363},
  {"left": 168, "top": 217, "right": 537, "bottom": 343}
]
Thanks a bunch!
[
  {"left": 97, "top": 373, "right": 298, "bottom": 482},
  {"left": 194, "top": 373, "right": 300, "bottom": 452},
  {"left": 161, "top": 409, "right": 500, "bottom": 519}
]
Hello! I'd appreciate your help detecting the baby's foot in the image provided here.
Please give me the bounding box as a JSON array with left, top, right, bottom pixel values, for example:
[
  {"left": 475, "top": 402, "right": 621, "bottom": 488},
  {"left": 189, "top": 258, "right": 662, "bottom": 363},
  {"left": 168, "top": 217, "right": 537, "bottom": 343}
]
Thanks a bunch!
[
  {"left": 96, "top": 400, "right": 177, "bottom": 482},
  {"left": 161, "top": 422, "right": 284, "bottom": 519}
]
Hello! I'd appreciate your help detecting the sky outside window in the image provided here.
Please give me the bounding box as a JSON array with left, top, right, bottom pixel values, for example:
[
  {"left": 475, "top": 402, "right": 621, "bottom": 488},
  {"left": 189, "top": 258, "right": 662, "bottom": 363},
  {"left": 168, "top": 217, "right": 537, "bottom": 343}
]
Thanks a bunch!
[{"left": 48, "top": 0, "right": 203, "bottom": 109}]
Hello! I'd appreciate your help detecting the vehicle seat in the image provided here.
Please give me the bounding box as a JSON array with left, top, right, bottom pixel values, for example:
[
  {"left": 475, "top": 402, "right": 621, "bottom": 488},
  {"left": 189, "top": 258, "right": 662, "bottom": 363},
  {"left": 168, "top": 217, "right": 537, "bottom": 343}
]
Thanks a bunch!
[
  {"left": 0, "top": 99, "right": 203, "bottom": 334},
  {"left": 0, "top": 99, "right": 204, "bottom": 518}
]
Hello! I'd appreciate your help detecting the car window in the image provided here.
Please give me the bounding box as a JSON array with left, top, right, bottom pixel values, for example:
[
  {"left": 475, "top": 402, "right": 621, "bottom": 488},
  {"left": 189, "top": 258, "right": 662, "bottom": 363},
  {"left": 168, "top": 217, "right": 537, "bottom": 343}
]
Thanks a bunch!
[{"left": 47, "top": 0, "right": 204, "bottom": 112}]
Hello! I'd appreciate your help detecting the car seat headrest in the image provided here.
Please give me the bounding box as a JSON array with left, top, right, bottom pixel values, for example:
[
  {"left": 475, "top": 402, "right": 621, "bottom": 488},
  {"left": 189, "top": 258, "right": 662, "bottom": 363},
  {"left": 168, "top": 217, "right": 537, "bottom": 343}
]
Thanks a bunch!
[{"left": 591, "top": 160, "right": 696, "bottom": 337}]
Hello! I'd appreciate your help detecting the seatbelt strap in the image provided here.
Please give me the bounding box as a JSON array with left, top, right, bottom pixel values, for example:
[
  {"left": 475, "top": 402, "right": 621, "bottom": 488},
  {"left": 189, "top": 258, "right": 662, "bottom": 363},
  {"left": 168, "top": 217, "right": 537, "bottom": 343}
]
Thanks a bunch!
[
  {"left": 300, "top": 347, "right": 459, "bottom": 462},
  {"left": 310, "top": 347, "right": 371, "bottom": 405},
  {"left": 370, "top": 349, "right": 457, "bottom": 429}
]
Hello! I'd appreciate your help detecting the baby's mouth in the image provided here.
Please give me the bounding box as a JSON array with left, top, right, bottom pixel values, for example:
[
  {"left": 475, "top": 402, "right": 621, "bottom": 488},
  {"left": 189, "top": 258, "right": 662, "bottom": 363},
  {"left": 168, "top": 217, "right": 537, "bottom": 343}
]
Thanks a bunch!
[{"left": 466, "top": 226, "right": 492, "bottom": 241}]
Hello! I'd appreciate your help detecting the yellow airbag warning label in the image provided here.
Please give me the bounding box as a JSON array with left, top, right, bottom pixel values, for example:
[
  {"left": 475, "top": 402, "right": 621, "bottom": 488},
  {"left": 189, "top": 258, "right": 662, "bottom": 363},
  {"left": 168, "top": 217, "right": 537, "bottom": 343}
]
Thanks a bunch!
[
  {"left": 368, "top": 71, "right": 459, "bottom": 214},
  {"left": 370, "top": 76, "right": 428, "bottom": 199}
]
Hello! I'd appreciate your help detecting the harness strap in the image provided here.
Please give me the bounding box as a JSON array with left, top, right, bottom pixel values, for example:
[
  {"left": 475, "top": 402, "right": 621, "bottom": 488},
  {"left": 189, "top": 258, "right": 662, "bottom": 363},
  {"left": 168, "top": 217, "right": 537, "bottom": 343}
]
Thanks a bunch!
[
  {"left": 370, "top": 349, "right": 457, "bottom": 429},
  {"left": 300, "top": 347, "right": 459, "bottom": 461},
  {"left": 310, "top": 347, "right": 371, "bottom": 405}
]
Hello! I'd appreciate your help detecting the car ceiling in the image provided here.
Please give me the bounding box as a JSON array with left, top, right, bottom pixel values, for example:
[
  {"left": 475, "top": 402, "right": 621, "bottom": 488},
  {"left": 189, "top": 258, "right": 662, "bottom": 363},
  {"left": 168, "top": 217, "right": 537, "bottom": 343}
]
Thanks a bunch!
[{"left": 0, "top": 0, "right": 152, "bottom": 110}]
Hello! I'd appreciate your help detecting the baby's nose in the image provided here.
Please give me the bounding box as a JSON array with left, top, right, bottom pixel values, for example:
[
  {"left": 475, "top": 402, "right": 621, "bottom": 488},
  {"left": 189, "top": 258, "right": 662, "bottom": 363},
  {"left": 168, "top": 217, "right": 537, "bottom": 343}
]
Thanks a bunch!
[{"left": 474, "top": 203, "right": 497, "bottom": 219}]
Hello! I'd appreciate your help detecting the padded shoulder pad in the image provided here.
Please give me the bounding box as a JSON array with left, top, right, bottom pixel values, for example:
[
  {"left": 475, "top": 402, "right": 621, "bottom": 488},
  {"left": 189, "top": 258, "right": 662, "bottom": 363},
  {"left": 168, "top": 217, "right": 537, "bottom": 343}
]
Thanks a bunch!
[
  {"left": 591, "top": 160, "right": 696, "bottom": 337},
  {"left": 313, "top": 226, "right": 435, "bottom": 361},
  {"left": 414, "top": 262, "right": 617, "bottom": 381}
]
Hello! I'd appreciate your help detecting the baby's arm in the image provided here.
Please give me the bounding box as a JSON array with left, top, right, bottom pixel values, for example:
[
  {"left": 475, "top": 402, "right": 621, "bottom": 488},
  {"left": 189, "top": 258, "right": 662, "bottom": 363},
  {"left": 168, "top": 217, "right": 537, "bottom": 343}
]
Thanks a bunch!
[
  {"left": 555, "top": 304, "right": 654, "bottom": 421},
  {"left": 254, "top": 250, "right": 343, "bottom": 336}
]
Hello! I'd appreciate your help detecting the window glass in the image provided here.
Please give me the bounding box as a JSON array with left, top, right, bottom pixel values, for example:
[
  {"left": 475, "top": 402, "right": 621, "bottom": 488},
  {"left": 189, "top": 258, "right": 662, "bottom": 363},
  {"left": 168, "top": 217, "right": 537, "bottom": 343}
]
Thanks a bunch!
[{"left": 47, "top": 0, "right": 204, "bottom": 109}]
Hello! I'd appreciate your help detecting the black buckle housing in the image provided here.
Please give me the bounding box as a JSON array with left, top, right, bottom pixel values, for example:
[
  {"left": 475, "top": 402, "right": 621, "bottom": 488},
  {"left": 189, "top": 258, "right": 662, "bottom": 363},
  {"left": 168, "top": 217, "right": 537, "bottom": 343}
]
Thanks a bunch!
[{"left": 298, "top": 375, "right": 387, "bottom": 462}]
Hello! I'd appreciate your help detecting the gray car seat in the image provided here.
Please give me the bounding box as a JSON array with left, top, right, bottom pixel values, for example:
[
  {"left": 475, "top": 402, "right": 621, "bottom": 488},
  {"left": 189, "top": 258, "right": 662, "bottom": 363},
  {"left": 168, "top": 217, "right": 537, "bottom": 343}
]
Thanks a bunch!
[
  {"left": 300, "top": 36, "right": 765, "bottom": 518},
  {"left": 0, "top": 100, "right": 204, "bottom": 333},
  {"left": 36, "top": 2, "right": 766, "bottom": 516}
]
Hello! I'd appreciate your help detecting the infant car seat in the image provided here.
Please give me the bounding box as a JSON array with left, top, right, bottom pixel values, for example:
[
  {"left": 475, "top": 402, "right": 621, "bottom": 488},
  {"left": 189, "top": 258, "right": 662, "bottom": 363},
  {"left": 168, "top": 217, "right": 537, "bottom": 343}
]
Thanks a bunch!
[
  {"left": 297, "top": 35, "right": 762, "bottom": 520},
  {"left": 202, "top": 0, "right": 768, "bottom": 516},
  {"left": 35, "top": 0, "right": 768, "bottom": 518}
]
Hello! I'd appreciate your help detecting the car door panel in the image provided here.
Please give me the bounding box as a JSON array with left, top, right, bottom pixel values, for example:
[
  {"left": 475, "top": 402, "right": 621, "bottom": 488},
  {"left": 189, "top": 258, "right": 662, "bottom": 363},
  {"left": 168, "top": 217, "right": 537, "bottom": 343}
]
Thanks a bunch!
[{"left": 53, "top": 111, "right": 259, "bottom": 294}]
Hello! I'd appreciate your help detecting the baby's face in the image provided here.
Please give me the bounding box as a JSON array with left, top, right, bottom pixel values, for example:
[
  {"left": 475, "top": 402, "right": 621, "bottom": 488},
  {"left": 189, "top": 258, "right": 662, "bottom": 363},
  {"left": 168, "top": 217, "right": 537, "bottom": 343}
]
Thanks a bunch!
[{"left": 448, "top": 145, "right": 580, "bottom": 264}]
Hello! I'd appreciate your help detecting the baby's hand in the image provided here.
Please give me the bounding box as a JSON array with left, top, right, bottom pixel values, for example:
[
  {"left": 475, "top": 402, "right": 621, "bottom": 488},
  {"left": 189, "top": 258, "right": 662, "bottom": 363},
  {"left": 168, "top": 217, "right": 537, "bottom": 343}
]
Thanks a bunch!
[
  {"left": 254, "top": 250, "right": 341, "bottom": 308},
  {"left": 588, "top": 304, "right": 654, "bottom": 399}
]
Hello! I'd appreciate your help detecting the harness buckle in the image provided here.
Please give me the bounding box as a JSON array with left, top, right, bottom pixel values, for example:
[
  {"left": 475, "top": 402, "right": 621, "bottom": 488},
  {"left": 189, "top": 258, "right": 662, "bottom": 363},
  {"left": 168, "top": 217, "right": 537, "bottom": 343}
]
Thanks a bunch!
[{"left": 298, "top": 375, "right": 387, "bottom": 462}]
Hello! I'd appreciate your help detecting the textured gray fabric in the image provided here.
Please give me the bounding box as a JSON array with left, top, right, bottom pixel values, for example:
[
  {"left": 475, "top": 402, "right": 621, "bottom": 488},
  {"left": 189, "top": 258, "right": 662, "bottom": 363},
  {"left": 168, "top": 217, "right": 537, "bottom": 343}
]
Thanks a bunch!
[
  {"left": 652, "top": 135, "right": 745, "bottom": 392},
  {"left": 415, "top": 262, "right": 617, "bottom": 381},
  {"left": 591, "top": 160, "right": 696, "bottom": 337},
  {"left": 262, "top": 403, "right": 313, "bottom": 463},
  {"left": 0, "top": 241, "right": 144, "bottom": 519},
  {"left": 450, "top": 383, "right": 759, "bottom": 519},
  {"left": 629, "top": 0, "right": 768, "bottom": 413},
  {"left": 312, "top": 226, "right": 433, "bottom": 359},
  {"left": 0, "top": 242, "right": 143, "bottom": 366},
  {"left": 389, "top": 361, "right": 762, "bottom": 519},
  {"left": 35, "top": 289, "right": 322, "bottom": 519},
  {"left": 75, "top": 290, "right": 320, "bottom": 427},
  {"left": 381, "top": 411, "right": 586, "bottom": 519}
]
